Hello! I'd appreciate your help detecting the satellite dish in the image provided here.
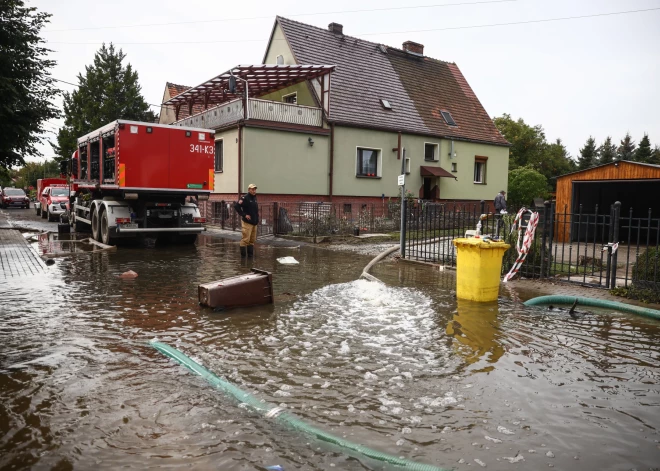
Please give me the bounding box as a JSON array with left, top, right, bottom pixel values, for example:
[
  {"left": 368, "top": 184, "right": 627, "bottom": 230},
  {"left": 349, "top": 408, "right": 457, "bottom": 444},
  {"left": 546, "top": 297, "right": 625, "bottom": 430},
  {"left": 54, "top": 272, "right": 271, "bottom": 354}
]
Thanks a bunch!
[{"left": 229, "top": 76, "right": 237, "bottom": 94}]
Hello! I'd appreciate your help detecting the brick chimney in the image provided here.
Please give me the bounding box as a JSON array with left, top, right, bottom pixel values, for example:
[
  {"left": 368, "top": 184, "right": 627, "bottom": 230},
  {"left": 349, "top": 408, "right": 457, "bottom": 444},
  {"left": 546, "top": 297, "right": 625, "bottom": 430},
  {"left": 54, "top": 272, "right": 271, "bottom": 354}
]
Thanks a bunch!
[
  {"left": 328, "top": 22, "right": 343, "bottom": 34},
  {"left": 402, "top": 41, "right": 424, "bottom": 55}
]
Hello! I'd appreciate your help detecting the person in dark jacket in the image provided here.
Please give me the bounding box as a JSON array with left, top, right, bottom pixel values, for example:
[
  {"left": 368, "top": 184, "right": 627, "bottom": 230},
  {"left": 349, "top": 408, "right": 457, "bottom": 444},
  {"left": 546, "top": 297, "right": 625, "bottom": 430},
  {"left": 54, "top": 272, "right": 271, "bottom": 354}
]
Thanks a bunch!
[
  {"left": 234, "top": 183, "right": 259, "bottom": 257},
  {"left": 494, "top": 190, "right": 507, "bottom": 238}
]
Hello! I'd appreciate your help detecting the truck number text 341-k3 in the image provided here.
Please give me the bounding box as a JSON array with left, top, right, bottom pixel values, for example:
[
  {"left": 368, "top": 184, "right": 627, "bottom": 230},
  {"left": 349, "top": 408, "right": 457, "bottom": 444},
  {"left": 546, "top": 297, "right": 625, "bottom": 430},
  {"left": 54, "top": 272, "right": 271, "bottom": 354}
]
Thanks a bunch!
[{"left": 190, "top": 144, "right": 214, "bottom": 154}]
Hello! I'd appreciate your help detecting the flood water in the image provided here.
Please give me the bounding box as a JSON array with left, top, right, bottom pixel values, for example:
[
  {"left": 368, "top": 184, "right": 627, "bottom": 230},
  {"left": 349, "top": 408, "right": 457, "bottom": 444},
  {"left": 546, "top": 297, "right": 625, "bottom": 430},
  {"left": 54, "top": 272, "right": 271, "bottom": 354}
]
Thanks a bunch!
[{"left": 1, "top": 233, "right": 659, "bottom": 470}]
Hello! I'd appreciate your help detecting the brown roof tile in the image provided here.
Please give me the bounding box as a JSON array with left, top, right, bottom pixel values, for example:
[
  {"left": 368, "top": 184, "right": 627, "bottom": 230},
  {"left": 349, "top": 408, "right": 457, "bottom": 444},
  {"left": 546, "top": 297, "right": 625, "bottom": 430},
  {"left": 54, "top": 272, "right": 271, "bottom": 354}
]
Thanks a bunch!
[
  {"left": 165, "top": 82, "right": 204, "bottom": 119},
  {"left": 276, "top": 17, "right": 509, "bottom": 146}
]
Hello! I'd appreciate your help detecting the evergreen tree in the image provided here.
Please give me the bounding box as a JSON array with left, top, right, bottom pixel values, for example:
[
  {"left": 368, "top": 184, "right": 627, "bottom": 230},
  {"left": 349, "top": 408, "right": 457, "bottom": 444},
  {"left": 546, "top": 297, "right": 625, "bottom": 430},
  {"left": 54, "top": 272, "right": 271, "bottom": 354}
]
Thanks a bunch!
[
  {"left": 0, "top": 1, "right": 60, "bottom": 169},
  {"left": 650, "top": 145, "right": 660, "bottom": 165},
  {"left": 598, "top": 136, "right": 617, "bottom": 164},
  {"left": 543, "top": 138, "right": 577, "bottom": 189},
  {"left": 617, "top": 132, "right": 636, "bottom": 161},
  {"left": 56, "top": 43, "right": 155, "bottom": 160},
  {"left": 578, "top": 136, "right": 598, "bottom": 170},
  {"left": 634, "top": 134, "right": 652, "bottom": 163}
]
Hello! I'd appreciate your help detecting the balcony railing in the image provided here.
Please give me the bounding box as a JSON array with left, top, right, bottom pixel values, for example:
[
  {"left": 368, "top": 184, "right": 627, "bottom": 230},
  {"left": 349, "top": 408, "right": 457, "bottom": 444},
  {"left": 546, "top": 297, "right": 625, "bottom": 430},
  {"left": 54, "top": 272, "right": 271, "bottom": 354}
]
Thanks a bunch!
[
  {"left": 174, "top": 98, "right": 322, "bottom": 129},
  {"left": 248, "top": 99, "right": 322, "bottom": 127},
  {"left": 176, "top": 98, "right": 244, "bottom": 129}
]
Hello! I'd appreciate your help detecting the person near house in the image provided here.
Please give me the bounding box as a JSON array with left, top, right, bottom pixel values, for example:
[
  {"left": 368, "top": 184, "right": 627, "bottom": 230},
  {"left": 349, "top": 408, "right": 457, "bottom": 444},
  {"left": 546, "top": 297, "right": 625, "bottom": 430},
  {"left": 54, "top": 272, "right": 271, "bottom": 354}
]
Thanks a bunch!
[
  {"left": 494, "top": 190, "right": 507, "bottom": 238},
  {"left": 234, "top": 183, "right": 259, "bottom": 257}
]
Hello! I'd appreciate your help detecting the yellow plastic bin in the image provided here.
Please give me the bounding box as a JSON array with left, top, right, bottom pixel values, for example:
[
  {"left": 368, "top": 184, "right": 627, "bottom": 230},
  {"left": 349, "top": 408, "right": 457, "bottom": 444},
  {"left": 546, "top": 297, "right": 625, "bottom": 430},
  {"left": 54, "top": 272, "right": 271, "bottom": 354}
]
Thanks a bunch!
[{"left": 452, "top": 238, "right": 510, "bottom": 302}]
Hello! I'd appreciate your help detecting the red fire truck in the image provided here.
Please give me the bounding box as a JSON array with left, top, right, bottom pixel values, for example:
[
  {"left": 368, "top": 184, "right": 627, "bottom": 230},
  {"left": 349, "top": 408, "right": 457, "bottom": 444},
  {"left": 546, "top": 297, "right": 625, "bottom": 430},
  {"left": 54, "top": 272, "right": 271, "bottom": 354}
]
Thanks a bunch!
[{"left": 69, "top": 120, "right": 215, "bottom": 245}]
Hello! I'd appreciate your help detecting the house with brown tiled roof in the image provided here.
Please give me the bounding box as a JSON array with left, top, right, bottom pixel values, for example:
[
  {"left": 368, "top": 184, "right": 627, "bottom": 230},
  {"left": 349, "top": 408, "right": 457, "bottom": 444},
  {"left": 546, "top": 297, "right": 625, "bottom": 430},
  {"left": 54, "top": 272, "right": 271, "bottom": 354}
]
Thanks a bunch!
[
  {"left": 158, "top": 82, "right": 206, "bottom": 124},
  {"left": 160, "top": 17, "right": 510, "bottom": 205}
]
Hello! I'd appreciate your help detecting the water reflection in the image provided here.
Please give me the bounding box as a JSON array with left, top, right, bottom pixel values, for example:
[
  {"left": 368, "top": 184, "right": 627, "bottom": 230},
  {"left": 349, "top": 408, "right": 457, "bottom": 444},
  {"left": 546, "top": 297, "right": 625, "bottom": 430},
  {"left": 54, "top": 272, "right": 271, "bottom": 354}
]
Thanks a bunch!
[{"left": 446, "top": 299, "right": 504, "bottom": 371}]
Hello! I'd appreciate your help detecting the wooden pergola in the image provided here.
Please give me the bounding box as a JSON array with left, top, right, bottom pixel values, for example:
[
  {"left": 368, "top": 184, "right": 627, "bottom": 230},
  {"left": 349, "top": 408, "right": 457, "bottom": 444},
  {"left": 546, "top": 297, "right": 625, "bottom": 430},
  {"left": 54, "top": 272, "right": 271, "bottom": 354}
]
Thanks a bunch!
[{"left": 163, "top": 64, "right": 335, "bottom": 121}]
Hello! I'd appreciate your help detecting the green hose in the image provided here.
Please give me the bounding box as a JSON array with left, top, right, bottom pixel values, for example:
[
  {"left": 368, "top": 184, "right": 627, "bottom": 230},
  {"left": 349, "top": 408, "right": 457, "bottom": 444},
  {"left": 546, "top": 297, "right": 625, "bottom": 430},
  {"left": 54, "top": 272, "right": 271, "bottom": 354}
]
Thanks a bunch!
[
  {"left": 150, "top": 341, "right": 450, "bottom": 471},
  {"left": 523, "top": 295, "right": 660, "bottom": 320}
]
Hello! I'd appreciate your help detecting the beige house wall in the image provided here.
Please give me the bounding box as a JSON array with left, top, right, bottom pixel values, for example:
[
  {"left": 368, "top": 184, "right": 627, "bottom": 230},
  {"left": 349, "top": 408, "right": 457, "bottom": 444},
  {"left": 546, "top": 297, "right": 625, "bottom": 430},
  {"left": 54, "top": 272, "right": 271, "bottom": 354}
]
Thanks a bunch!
[
  {"left": 212, "top": 127, "right": 239, "bottom": 194},
  {"left": 332, "top": 126, "right": 508, "bottom": 199},
  {"left": 259, "top": 83, "right": 317, "bottom": 107},
  {"left": 242, "top": 127, "right": 329, "bottom": 195},
  {"left": 159, "top": 88, "right": 176, "bottom": 125},
  {"left": 263, "top": 24, "right": 295, "bottom": 65}
]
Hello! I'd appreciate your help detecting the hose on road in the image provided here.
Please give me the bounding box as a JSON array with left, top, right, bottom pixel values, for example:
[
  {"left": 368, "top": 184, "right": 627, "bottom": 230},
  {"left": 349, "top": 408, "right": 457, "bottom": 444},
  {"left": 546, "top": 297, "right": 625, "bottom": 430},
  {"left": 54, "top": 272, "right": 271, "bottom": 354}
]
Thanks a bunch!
[
  {"left": 523, "top": 295, "right": 660, "bottom": 320},
  {"left": 150, "top": 341, "right": 450, "bottom": 471}
]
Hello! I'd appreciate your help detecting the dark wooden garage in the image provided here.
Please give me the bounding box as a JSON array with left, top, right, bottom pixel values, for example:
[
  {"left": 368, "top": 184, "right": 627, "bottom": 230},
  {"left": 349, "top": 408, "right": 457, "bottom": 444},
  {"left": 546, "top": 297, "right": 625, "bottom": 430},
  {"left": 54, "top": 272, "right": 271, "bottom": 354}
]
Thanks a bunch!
[{"left": 555, "top": 161, "right": 660, "bottom": 242}]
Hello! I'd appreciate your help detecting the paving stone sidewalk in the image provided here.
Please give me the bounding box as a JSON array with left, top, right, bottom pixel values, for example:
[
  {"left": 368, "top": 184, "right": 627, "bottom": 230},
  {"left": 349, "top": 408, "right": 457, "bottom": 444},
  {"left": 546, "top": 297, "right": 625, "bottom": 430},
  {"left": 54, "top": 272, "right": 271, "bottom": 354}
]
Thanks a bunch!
[{"left": 0, "top": 213, "right": 45, "bottom": 278}]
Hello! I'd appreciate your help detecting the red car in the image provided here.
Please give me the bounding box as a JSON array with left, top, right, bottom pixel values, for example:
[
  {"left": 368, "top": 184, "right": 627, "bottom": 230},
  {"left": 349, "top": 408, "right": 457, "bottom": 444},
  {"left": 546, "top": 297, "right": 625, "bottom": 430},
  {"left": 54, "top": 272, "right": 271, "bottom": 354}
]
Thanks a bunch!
[{"left": 1, "top": 188, "right": 30, "bottom": 209}]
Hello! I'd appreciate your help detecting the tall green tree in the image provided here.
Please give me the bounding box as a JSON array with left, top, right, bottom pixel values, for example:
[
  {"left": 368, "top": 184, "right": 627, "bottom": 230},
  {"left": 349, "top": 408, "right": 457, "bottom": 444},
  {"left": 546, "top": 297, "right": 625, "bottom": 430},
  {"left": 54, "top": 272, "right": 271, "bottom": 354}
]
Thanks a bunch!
[
  {"left": 577, "top": 136, "right": 598, "bottom": 170},
  {"left": 634, "top": 134, "right": 652, "bottom": 163},
  {"left": 492, "top": 114, "right": 546, "bottom": 170},
  {"left": 542, "top": 138, "right": 577, "bottom": 189},
  {"left": 598, "top": 136, "right": 617, "bottom": 164},
  {"left": 56, "top": 43, "right": 155, "bottom": 160},
  {"left": 0, "top": 1, "right": 60, "bottom": 169},
  {"left": 617, "top": 132, "right": 636, "bottom": 161}
]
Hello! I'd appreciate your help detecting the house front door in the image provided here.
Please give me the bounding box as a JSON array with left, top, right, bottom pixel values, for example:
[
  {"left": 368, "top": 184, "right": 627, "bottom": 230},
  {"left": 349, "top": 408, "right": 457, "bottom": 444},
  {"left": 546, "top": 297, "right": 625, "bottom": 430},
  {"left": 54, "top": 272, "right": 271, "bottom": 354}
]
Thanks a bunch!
[{"left": 423, "top": 177, "right": 433, "bottom": 200}]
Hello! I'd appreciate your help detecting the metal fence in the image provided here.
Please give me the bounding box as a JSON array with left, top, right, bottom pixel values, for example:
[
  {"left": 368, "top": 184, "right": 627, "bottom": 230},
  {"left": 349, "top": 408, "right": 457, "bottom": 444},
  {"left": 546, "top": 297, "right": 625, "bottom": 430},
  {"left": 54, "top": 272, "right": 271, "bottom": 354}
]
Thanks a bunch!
[
  {"left": 402, "top": 200, "right": 659, "bottom": 291},
  {"left": 207, "top": 200, "right": 401, "bottom": 238}
]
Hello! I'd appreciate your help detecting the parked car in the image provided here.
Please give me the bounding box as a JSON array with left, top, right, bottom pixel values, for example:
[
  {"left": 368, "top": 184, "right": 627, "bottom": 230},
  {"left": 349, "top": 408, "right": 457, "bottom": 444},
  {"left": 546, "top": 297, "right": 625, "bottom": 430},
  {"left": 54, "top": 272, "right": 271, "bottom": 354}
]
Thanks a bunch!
[
  {"left": 1, "top": 188, "right": 30, "bottom": 209},
  {"left": 40, "top": 185, "right": 69, "bottom": 221}
]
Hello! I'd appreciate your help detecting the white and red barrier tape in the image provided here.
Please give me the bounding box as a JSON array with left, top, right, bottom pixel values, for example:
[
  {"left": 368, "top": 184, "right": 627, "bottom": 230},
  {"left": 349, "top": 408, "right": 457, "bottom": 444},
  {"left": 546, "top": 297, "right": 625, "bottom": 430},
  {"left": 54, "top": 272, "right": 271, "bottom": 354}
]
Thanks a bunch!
[{"left": 503, "top": 208, "right": 540, "bottom": 283}]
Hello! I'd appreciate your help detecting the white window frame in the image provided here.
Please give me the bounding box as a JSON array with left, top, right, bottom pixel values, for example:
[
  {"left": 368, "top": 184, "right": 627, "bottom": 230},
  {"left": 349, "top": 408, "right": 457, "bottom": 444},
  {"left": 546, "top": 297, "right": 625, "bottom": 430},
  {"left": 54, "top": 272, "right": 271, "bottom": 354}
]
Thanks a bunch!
[
  {"left": 355, "top": 147, "right": 382, "bottom": 178},
  {"left": 474, "top": 157, "right": 487, "bottom": 184},
  {"left": 214, "top": 138, "right": 223, "bottom": 173},
  {"left": 424, "top": 142, "right": 439, "bottom": 161},
  {"left": 405, "top": 157, "right": 411, "bottom": 174},
  {"left": 282, "top": 92, "right": 297, "bottom": 104}
]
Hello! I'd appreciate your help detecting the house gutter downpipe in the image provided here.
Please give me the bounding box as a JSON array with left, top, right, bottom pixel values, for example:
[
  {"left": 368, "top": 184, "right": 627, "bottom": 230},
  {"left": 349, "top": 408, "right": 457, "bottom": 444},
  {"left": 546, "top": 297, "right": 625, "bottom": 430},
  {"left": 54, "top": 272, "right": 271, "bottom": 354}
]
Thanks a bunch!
[{"left": 400, "top": 147, "right": 407, "bottom": 257}]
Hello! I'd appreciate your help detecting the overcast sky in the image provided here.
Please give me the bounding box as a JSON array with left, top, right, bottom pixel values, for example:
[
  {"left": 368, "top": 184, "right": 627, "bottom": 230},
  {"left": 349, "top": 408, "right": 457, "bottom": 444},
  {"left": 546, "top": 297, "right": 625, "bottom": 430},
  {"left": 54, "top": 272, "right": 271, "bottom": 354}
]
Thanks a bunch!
[{"left": 29, "top": 0, "right": 660, "bottom": 163}]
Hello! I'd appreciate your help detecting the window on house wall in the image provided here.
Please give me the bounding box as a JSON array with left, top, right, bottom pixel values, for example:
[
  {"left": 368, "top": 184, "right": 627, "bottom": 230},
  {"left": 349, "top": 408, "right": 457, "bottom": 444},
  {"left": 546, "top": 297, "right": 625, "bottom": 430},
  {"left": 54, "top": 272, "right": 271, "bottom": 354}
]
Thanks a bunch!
[
  {"left": 424, "top": 143, "right": 438, "bottom": 161},
  {"left": 356, "top": 148, "right": 381, "bottom": 177},
  {"left": 405, "top": 157, "right": 411, "bottom": 174},
  {"left": 283, "top": 92, "right": 297, "bottom": 104},
  {"left": 276, "top": 55, "right": 284, "bottom": 65},
  {"left": 451, "top": 162, "right": 457, "bottom": 172},
  {"left": 474, "top": 156, "right": 488, "bottom": 184},
  {"left": 215, "top": 139, "right": 223, "bottom": 172}
]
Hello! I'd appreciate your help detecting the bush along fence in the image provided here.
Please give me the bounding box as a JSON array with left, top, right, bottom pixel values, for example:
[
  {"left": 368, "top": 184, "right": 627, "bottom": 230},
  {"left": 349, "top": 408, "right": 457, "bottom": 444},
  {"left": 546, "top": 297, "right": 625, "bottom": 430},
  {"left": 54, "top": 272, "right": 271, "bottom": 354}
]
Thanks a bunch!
[{"left": 402, "top": 200, "right": 659, "bottom": 293}]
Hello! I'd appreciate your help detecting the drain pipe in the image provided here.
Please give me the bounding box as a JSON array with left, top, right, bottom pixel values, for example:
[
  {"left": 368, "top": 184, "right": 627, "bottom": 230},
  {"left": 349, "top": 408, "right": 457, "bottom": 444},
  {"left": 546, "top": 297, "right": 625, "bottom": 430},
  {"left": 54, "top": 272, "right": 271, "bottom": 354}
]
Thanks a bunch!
[{"left": 150, "top": 341, "right": 450, "bottom": 471}]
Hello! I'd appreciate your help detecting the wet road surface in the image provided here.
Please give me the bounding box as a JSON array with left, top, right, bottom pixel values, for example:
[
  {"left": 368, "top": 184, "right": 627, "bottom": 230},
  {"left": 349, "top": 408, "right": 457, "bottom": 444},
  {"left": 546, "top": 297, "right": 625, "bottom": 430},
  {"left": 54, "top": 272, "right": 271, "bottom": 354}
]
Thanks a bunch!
[{"left": 1, "top": 208, "right": 659, "bottom": 470}]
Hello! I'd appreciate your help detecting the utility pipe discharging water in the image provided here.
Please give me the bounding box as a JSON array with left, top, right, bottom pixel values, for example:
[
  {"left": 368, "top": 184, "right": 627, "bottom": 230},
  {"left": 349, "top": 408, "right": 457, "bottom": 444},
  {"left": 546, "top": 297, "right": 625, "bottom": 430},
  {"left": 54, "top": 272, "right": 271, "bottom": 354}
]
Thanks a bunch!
[{"left": 150, "top": 341, "right": 451, "bottom": 471}]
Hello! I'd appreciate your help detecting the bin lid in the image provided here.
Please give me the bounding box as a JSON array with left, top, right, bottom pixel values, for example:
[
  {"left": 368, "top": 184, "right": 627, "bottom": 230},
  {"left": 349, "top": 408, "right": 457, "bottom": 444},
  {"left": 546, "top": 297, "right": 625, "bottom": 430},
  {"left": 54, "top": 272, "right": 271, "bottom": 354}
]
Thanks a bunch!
[{"left": 452, "top": 237, "right": 510, "bottom": 250}]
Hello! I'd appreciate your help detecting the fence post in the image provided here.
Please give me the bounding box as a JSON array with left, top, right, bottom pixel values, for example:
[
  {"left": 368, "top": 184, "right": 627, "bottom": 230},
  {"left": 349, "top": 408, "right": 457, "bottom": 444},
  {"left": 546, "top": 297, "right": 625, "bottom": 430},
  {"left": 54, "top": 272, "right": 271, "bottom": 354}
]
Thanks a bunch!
[
  {"left": 400, "top": 198, "right": 407, "bottom": 257},
  {"left": 273, "top": 202, "right": 279, "bottom": 235},
  {"left": 609, "top": 201, "right": 621, "bottom": 288},
  {"left": 540, "top": 200, "right": 551, "bottom": 278}
]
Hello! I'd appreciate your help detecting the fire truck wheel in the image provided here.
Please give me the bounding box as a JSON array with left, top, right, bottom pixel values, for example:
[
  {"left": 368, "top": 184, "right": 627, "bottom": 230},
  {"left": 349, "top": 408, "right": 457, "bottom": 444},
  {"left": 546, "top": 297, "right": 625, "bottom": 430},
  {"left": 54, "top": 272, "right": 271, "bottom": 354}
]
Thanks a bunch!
[
  {"left": 91, "top": 209, "right": 101, "bottom": 242},
  {"left": 100, "top": 210, "right": 115, "bottom": 245}
]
